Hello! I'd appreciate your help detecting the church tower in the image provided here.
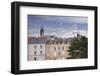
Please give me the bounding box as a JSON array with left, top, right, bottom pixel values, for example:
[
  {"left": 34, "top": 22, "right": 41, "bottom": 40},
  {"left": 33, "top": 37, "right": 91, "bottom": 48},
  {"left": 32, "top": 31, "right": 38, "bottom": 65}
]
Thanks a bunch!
[{"left": 40, "top": 26, "right": 44, "bottom": 37}]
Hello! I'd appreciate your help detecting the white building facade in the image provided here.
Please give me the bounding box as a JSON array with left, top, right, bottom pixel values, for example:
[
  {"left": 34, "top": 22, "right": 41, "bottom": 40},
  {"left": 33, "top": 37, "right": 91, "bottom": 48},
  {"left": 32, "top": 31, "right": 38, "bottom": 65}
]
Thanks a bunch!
[
  {"left": 28, "top": 44, "right": 46, "bottom": 61},
  {"left": 28, "top": 27, "right": 46, "bottom": 61}
]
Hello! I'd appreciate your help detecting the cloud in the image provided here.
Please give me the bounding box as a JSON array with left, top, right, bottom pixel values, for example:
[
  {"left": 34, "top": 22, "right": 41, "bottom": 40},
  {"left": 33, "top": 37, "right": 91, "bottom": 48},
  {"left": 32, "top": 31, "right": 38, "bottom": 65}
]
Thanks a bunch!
[
  {"left": 28, "top": 26, "right": 87, "bottom": 38},
  {"left": 45, "top": 29, "right": 87, "bottom": 38},
  {"left": 28, "top": 15, "right": 88, "bottom": 30},
  {"left": 28, "top": 15, "right": 88, "bottom": 38}
]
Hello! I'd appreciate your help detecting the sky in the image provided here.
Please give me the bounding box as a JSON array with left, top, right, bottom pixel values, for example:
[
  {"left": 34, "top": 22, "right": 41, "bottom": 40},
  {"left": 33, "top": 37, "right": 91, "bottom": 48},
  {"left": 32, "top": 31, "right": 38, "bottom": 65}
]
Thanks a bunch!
[{"left": 28, "top": 15, "right": 88, "bottom": 38}]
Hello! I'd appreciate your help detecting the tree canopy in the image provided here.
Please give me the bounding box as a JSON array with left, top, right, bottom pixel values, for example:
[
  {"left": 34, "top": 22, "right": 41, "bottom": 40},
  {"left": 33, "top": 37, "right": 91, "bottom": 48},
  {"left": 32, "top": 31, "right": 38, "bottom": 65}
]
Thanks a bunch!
[{"left": 67, "top": 34, "right": 88, "bottom": 59}]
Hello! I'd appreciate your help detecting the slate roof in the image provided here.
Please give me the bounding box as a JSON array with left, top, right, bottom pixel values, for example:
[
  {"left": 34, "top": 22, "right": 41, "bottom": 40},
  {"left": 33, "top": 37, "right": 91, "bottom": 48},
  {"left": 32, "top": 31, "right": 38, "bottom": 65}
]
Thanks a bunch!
[
  {"left": 28, "top": 36, "right": 72, "bottom": 44},
  {"left": 28, "top": 36, "right": 47, "bottom": 44}
]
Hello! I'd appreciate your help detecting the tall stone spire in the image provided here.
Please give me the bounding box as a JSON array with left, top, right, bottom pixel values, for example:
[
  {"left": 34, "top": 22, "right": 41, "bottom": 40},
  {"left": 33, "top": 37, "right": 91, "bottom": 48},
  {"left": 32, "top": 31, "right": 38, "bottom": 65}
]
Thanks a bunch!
[{"left": 40, "top": 26, "right": 44, "bottom": 37}]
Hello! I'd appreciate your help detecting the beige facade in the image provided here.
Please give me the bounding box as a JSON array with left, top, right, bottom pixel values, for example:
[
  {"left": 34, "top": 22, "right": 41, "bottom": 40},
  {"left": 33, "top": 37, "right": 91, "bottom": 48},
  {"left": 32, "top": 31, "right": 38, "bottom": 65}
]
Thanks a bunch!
[{"left": 45, "top": 40, "right": 70, "bottom": 60}]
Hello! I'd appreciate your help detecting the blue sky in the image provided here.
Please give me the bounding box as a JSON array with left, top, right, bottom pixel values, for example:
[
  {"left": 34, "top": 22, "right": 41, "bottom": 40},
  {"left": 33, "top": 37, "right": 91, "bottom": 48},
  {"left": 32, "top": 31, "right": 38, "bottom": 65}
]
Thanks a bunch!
[{"left": 28, "top": 15, "right": 88, "bottom": 38}]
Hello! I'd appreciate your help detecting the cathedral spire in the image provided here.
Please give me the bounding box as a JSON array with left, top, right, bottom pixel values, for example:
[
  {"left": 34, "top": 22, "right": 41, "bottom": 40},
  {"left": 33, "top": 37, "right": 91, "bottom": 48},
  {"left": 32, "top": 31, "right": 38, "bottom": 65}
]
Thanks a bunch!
[{"left": 40, "top": 26, "right": 44, "bottom": 37}]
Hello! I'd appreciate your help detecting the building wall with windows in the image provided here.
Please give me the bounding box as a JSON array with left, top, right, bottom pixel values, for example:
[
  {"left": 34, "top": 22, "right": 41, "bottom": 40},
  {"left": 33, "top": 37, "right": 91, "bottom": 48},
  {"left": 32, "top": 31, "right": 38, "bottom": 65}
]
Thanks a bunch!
[
  {"left": 45, "top": 40, "right": 70, "bottom": 60},
  {"left": 28, "top": 27, "right": 71, "bottom": 61},
  {"left": 27, "top": 44, "right": 46, "bottom": 61}
]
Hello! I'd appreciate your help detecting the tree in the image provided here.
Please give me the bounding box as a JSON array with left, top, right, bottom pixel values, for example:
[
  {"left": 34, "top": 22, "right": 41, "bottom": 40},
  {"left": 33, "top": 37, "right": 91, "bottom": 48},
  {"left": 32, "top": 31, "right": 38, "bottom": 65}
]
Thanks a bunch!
[{"left": 67, "top": 34, "right": 88, "bottom": 59}]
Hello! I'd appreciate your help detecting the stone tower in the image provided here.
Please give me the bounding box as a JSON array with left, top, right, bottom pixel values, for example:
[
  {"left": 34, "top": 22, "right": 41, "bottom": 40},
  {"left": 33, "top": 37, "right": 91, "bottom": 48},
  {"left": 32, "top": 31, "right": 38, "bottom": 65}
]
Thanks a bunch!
[{"left": 40, "top": 26, "right": 44, "bottom": 37}]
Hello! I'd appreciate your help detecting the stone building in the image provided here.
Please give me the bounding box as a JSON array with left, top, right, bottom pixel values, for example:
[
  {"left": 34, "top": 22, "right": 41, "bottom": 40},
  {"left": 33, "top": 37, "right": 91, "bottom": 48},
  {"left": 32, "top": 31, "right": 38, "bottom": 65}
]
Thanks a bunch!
[
  {"left": 45, "top": 38, "right": 70, "bottom": 60},
  {"left": 28, "top": 27, "right": 71, "bottom": 61},
  {"left": 28, "top": 27, "right": 46, "bottom": 61}
]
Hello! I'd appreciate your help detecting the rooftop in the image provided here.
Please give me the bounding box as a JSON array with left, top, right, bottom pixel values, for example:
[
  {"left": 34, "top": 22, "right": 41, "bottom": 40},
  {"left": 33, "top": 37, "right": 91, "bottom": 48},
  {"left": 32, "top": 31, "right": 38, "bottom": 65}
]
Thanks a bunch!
[{"left": 28, "top": 36, "right": 72, "bottom": 44}]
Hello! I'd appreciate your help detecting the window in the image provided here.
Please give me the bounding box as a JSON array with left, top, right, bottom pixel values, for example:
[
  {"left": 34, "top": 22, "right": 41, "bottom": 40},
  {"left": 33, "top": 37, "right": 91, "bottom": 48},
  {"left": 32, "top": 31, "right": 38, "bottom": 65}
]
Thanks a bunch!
[
  {"left": 62, "top": 47, "right": 64, "bottom": 50},
  {"left": 34, "top": 45, "right": 37, "bottom": 49},
  {"left": 60, "top": 41, "right": 62, "bottom": 44},
  {"left": 34, "top": 51, "right": 36, "bottom": 55},
  {"left": 40, "top": 51, "right": 43, "bottom": 54},
  {"left": 56, "top": 41, "right": 58, "bottom": 44},
  {"left": 58, "top": 52, "right": 60, "bottom": 55},
  {"left": 66, "top": 41, "right": 68, "bottom": 44},
  {"left": 40, "top": 45, "right": 42, "bottom": 49},
  {"left": 34, "top": 57, "right": 37, "bottom": 60}
]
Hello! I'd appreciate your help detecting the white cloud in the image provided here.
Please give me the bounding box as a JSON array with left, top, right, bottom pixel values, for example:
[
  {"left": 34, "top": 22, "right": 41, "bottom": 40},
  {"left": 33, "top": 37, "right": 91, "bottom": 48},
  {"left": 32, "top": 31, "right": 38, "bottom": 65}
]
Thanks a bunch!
[
  {"left": 45, "top": 29, "right": 87, "bottom": 38},
  {"left": 28, "top": 25, "right": 87, "bottom": 38}
]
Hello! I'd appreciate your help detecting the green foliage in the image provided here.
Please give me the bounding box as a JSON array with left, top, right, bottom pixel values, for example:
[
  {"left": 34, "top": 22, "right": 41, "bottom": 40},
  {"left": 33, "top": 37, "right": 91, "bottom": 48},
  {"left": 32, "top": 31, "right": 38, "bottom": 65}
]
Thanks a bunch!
[{"left": 67, "top": 34, "right": 88, "bottom": 59}]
